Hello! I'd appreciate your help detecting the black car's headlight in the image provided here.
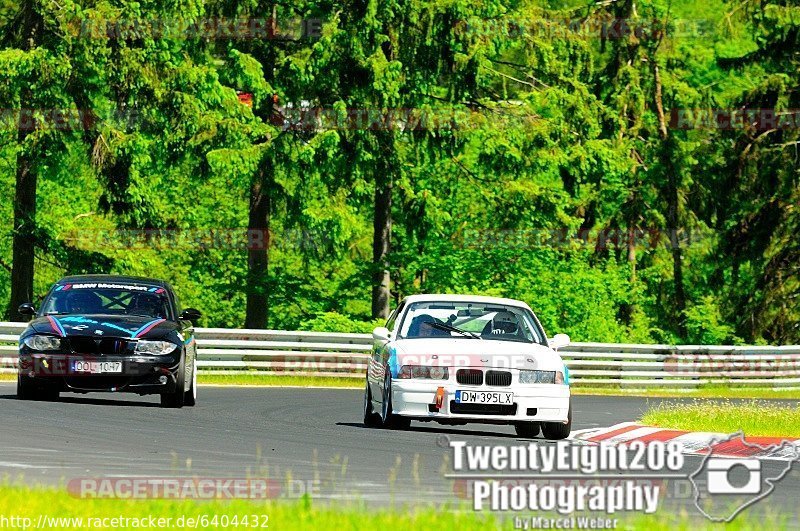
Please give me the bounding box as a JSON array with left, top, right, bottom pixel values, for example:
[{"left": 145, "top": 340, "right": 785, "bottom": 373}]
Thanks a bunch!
[
  {"left": 519, "top": 370, "right": 564, "bottom": 384},
  {"left": 22, "top": 335, "right": 61, "bottom": 351},
  {"left": 134, "top": 340, "right": 178, "bottom": 356}
]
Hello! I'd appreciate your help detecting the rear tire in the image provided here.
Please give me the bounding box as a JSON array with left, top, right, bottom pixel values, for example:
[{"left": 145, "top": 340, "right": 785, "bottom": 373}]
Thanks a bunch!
[
  {"left": 514, "top": 421, "right": 541, "bottom": 438},
  {"left": 541, "top": 401, "right": 572, "bottom": 440},
  {"left": 161, "top": 359, "right": 186, "bottom": 409}
]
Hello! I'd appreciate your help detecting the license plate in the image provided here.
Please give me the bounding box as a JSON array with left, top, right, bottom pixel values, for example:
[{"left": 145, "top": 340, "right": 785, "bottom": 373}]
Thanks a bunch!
[
  {"left": 72, "top": 361, "right": 123, "bottom": 374},
  {"left": 455, "top": 390, "right": 513, "bottom": 404}
]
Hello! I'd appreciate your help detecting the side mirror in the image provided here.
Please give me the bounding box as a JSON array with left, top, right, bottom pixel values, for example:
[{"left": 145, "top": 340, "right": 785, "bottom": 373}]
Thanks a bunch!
[
  {"left": 549, "top": 333, "right": 570, "bottom": 350},
  {"left": 180, "top": 308, "right": 202, "bottom": 323},
  {"left": 18, "top": 303, "right": 36, "bottom": 316},
  {"left": 372, "top": 326, "right": 390, "bottom": 342}
]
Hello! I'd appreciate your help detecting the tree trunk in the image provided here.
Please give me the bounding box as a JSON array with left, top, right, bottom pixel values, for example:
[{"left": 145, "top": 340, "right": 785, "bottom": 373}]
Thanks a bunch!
[
  {"left": 653, "top": 65, "right": 687, "bottom": 335},
  {"left": 244, "top": 167, "right": 271, "bottom": 329},
  {"left": 371, "top": 162, "right": 392, "bottom": 320},
  {"left": 665, "top": 156, "right": 687, "bottom": 335},
  {"left": 6, "top": 5, "right": 41, "bottom": 321},
  {"left": 627, "top": 226, "right": 637, "bottom": 282},
  {"left": 6, "top": 99, "right": 37, "bottom": 321}
]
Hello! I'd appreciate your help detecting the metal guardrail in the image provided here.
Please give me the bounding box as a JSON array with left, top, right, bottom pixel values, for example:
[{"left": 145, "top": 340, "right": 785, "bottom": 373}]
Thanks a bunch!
[{"left": 2, "top": 322, "right": 799, "bottom": 387}]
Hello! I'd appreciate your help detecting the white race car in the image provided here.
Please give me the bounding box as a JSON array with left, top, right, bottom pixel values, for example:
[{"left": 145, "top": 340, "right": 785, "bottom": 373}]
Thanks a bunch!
[{"left": 363, "top": 294, "right": 572, "bottom": 439}]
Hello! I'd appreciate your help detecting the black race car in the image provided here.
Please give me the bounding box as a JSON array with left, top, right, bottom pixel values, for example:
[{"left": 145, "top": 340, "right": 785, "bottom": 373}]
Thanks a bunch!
[{"left": 16, "top": 275, "right": 201, "bottom": 408}]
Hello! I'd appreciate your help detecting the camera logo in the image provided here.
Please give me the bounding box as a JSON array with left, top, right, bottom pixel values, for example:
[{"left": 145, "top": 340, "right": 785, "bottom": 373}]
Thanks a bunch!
[
  {"left": 706, "top": 458, "right": 761, "bottom": 495},
  {"left": 689, "top": 432, "right": 799, "bottom": 522}
]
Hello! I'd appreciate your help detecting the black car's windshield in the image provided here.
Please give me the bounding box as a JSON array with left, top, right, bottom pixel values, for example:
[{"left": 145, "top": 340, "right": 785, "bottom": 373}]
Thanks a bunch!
[
  {"left": 39, "top": 283, "right": 171, "bottom": 319},
  {"left": 397, "top": 301, "right": 545, "bottom": 344}
]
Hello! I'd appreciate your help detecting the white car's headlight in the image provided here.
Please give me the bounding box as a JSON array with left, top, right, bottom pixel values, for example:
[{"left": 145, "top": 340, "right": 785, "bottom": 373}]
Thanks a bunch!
[
  {"left": 134, "top": 340, "right": 178, "bottom": 356},
  {"left": 519, "top": 370, "right": 564, "bottom": 384},
  {"left": 397, "top": 365, "right": 449, "bottom": 380},
  {"left": 22, "top": 335, "right": 61, "bottom": 351}
]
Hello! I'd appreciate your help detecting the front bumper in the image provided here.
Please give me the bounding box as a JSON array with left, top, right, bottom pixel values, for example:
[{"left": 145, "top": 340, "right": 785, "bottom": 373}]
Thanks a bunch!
[
  {"left": 18, "top": 353, "right": 180, "bottom": 394},
  {"left": 391, "top": 379, "right": 570, "bottom": 424}
]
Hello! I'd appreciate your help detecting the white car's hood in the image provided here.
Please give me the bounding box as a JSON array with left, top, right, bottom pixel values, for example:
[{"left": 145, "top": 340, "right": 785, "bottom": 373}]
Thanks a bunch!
[{"left": 390, "top": 338, "right": 564, "bottom": 371}]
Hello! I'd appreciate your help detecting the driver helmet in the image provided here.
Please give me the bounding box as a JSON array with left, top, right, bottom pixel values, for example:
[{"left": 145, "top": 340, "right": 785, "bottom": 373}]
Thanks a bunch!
[
  {"left": 130, "top": 293, "right": 162, "bottom": 317},
  {"left": 66, "top": 291, "right": 103, "bottom": 314},
  {"left": 492, "top": 311, "right": 520, "bottom": 334}
]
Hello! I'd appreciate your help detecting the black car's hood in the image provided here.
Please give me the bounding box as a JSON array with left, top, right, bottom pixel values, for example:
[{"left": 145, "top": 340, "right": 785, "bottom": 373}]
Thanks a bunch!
[{"left": 28, "top": 314, "right": 177, "bottom": 340}]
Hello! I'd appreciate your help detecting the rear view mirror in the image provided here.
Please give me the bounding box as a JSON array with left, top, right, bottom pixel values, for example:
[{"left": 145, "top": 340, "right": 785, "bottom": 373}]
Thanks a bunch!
[
  {"left": 549, "top": 333, "right": 570, "bottom": 350},
  {"left": 18, "top": 303, "right": 36, "bottom": 316},
  {"left": 180, "top": 308, "right": 202, "bottom": 323},
  {"left": 372, "top": 327, "right": 390, "bottom": 342}
]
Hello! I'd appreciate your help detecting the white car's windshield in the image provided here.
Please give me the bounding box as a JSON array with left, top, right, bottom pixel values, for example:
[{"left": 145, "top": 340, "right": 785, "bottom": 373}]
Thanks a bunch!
[{"left": 397, "top": 301, "right": 545, "bottom": 344}]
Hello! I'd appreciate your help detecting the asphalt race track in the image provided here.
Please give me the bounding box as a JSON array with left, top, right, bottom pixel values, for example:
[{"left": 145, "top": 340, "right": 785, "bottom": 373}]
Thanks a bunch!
[{"left": 1, "top": 383, "right": 798, "bottom": 524}]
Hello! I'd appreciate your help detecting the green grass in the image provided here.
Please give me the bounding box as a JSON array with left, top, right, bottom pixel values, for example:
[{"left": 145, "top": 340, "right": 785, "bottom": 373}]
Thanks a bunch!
[
  {"left": 0, "top": 483, "right": 790, "bottom": 530},
  {"left": 640, "top": 399, "right": 800, "bottom": 437},
  {"left": 571, "top": 385, "right": 800, "bottom": 400},
  {"left": 198, "top": 374, "right": 361, "bottom": 388},
  {"left": 0, "top": 483, "right": 495, "bottom": 530}
]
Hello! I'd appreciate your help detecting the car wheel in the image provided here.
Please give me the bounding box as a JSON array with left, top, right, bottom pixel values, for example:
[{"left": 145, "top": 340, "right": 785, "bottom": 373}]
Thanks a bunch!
[
  {"left": 38, "top": 384, "right": 60, "bottom": 402},
  {"left": 380, "top": 371, "right": 411, "bottom": 430},
  {"left": 161, "top": 358, "right": 186, "bottom": 409},
  {"left": 17, "top": 374, "right": 58, "bottom": 401},
  {"left": 16, "top": 374, "right": 35, "bottom": 400},
  {"left": 514, "top": 421, "right": 541, "bottom": 438},
  {"left": 541, "top": 401, "right": 572, "bottom": 440},
  {"left": 183, "top": 362, "right": 197, "bottom": 407},
  {"left": 362, "top": 380, "right": 381, "bottom": 428}
]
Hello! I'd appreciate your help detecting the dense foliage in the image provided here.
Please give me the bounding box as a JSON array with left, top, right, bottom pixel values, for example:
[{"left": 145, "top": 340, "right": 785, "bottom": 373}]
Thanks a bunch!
[{"left": 0, "top": 0, "right": 798, "bottom": 344}]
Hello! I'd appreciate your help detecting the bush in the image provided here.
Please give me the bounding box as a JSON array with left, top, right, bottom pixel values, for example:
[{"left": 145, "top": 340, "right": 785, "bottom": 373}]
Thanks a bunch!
[
  {"left": 684, "top": 296, "right": 742, "bottom": 345},
  {"left": 299, "top": 312, "right": 384, "bottom": 334}
]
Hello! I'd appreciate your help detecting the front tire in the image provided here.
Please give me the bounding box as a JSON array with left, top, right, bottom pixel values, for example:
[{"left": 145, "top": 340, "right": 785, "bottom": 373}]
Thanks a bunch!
[
  {"left": 184, "top": 362, "right": 197, "bottom": 407},
  {"left": 362, "top": 380, "right": 381, "bottom": 427},
  {"left": 16, "top": 374, "right": 35, "bottom": 400},
  {"left": 39, "top": 385, "right": 60, "bottom": 402},
  {"left": 541, "top": 401, "right": 572, "bottom": 440},
  {"left": 17, "top": 374, "right": 58, "bottom": 401},
  {"left": 380, "top": 371, "right": 411, "bottom": 430},
  {"left": 514, "top": 421, "right": 541, "bottom": 438},
  {"left": 161, "top": 358, "right": 186, "bottom": 409}
]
